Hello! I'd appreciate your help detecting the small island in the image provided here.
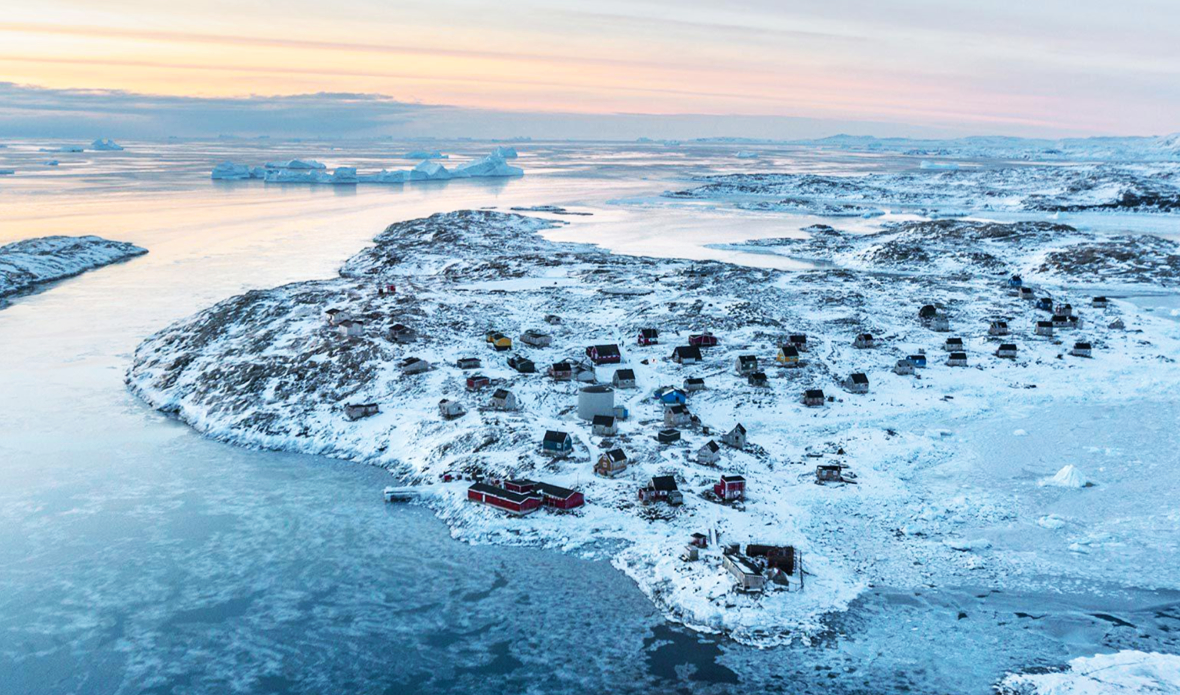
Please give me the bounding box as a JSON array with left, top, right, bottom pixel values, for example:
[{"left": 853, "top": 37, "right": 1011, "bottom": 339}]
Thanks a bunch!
[{"left": 0, "top": 235, "right": 148, "bottom": 303}]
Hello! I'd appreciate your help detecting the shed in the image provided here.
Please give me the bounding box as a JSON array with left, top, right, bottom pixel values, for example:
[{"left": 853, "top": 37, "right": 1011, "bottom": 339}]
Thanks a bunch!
[
  {"left": 612, "top": 369, "right": 637, "bottom": 389},
  {"left": 637, "top": 328, "right": 660, "bottom": 346},
  {"left": 683, "top": 377, "right": 706, "bottom": 392},
  {"left": 853, "top": 333, "right": 877, "bottom": 349},
  {"left": 508, "top": 355, "right": 536, "bottom": 374},
  {"left": 816, "top": 465, "right": 843, "bottom": 483},
  {"left": 467, "top": 483, "right": 541, "bottom": 516},
  {"left": 944, "top": 337, "right": 964, "bottom": 352},
  {"left": 988, "top": 321, "right": 1009, "bottom": 336},
  {"left": 489, "top": 388, "right": 519, "bottom": 411},
  {"left": 843, "top": 373, "right": 869, "bottom": 394},
  {"left": 996, "top": 343, "right": 1018, "bottom": 359},
  {"left": 1091, "top": 296, "right": 1109, "bottom": 309},
  {"left": 689, "top": 332, "right": 719, "bottom": 348},
  {"left": 337, "top": 320, "right": 364, "bottom": 337},
  {"left": 735, "top": 355, "right": 759, "bottom": 375},
  {"left": 1036, "top": 321, "right": 1054, "bottom": 336},
  {"left": 747, "top": 372, "right": 770, "bottom": 388},
  {"left": 324, "top": 308, "right": 349, "bottom": 325},
  {"left": 722, "top": 553, "right": 765, "bottom": 593},
  {"left": 947, "top": 351, "right": 969, "bottom": 367},
  {"left": 519, "top": 329, "right": 552, "bottom": 347},
  {"left": 594, "top": 449, "right": 628, "bottom": 477},
  {"left": 456, "top": 357, "right": 481, "bottom": 370},
  {"left": 721, "top": 424, "right": 747, "bottom": 450},
  {"left": 803, "top": 389, "right": 826, "bottom": 407},
  {"left": 592, "top": 415, "right": 618, "bottom": 436},
  {"left": 542, "top": 430, "right": 574, "bottom": 456},
  {"left": 400, "top": 357, "right": 431, "bottom": 374},
  {"left": 893, "top": 359, "right": 915, "bottom": 376},
  {"left": 908, "top": 354, "right": 928, "bottom": 368},
  {"left": 1071, "top": 342, "right": 1092, "bottom": 358},
  {"left": 390, "top": 323, "right": 417, "bottom": 343},
  {"left": 466, "top": 374, "right": 491, "bottom": 391},
  {"left": 586, "top": 344, "right": 621, "bottom": 365},
  {"left": 714, "top": 475, "right": 746, "bottom": 501},
  {"left": 657, "top": 429, "right": 681, "bottom": 444},
  {"left": 697, "top": 440, "right": 722, "bottom": 465},
  {"left": 439, "top": 399, "right": 466, "bottom": 419},
  {"left": 344, "top": 402, "right": 379, "bottom": 421},
  {"left": 776, "top": 345, "right": 801, "bottom": 366},
  {"left": 671, "top": 345, "right": 703, "bottom": 364},
  {"left": 578, "top": 385, "right": 616, "bottom": 421},
  {"left": 1019, "top": 287, "right": 1036, "bottom": 300}
]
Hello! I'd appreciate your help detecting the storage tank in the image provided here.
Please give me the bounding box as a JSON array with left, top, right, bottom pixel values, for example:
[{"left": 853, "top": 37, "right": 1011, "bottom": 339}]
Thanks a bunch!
[{"left": 577, "top": 385, "right": 615, "bottom": 421}]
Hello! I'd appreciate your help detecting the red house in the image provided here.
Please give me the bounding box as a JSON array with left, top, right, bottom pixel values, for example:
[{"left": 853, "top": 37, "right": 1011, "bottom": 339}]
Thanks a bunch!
[
  {"left": 638, "top": 328, "right": 659, "bottom": 346},
  {"left": 586, "top": 344, "right": 622, "bottom": 365},
  {"left": 533, "top": 482, "right": 586, "bottom": 510},
  {"left": 466, "top": 374, "right": 491, "bottom": 391},
  {"left": 467, "top": 483, "right": 542, "bottom": 515},
  {"left": 713, "top": 474, "right": 746, "bottom": 501},
  {"left": 689, "top": 332, "right": 720, "bottom": 348}
]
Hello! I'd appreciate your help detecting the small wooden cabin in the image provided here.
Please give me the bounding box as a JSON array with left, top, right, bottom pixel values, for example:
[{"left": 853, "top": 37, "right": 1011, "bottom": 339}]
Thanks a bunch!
[
  {"left": 697, "top": 440, "right": 722, "bottom": 465},
  {"left": 944, "top": 337, "right": 964, "bottom": 352},
  {"left": 688, "top": 332, "right": 719, "bottom": 348},
  {"left": 947, "top": 351, "right": 969, "bottom": 367},
  {"left": 456, "top": 357, "right": 481, "bottom": 370},
  {"left": 803, "top": 389, "right": 826, "bottom": 407},
  {"left": 722, "top": 553, "right": 765, "bottom": 593},
  {"left": 1071, "top": 342, "right": 1092, "bottom": 358},
  {"left": 486, "top": 332, "right": 513, "bottom": 351},
  {"left": 853, "top": 333, "right": 877, "bottom": 349},
  {"left": 489, "top": 388, "right": 519, "bottom": 411},
  {"left": 548, "top": 361, "right": 574, "bottom": 380},
  {"left": 344, "top": 402, "right": 379, "bottom": 421},
  {"left": 893, "top": 359, "right": 915, "bottom": 376},
  {"left": 996, "top": 343, "right": 1018, "bottom": 359},
  {"left": 466, "top": 374, "right": 491, "bottom": 391},
  {"left": 637, "top": 328, "right": 659, "bottom": 346},
  {"left": 683, "top": 377, "right": 706, "bottom": 392},
  {"left": 671, "top": 346, "right": 703, "bottom": 364},
  {"left": 1091, "top": 296, "right": 1109, "bottom": 309},
  {"left": 542, "top": 430, "right": 574, "bottom": 456},
  {"left": 721, "top": 424, "right": 747, "bottom": 450},
  {"left": 657, "top": 429, "right": 681, "bottom": 444},
  {"left": 664, "top": 404, "right": 692, "bottom": 428},
  {"left": 735, "top": 355, "right": 759, "bottom": 375},
  {"left": 592, "top": 415, "right": 618, "bottom": 436},
  {"left": 816, "top": 465, "right": 843, "bottom": 483},
  {"left": 612, "top": 369, "right": 637, "bottom": 389},
  {"left": 400, "top": 357, "right": 431, "bottom": 374},
  {"left": 788, "top": 334, "right": 809, "bottom": 351},
  {"left": 1036, "top": 321, "right": 1054, "bottom": 336},
  {"left": 776, "top": 344, "right": 801, "bottom": 366},
  {"left": 390, "top": 323, "right": 417, "bottom": 344},
  {"left": 508, "top": 355, "right": 536, "bottom": 373},
  {"left": 586, "top": 344, "right": 622, "bottom": 365},
  {"left": 714, "top": 475, "right": 746, "bottom": 501},
  {"left": 519, "top": 329, "right": 552, "bottom": 347},
  {"left": 337, "top": 320, "right": 364, "bottom": 337},
  {"left": 439, "top": 399, "right": 466, "bottom": 419},
  {"left": 843, "top": 373, "right": 869, "bottom": 394},
  {"left": 595, "top": 448, "right": 628, "bottom": 477},
  {"left": 747, "top": 372, "right": 770, "bottom": 388},
  {"left": 989, "top": 321, "right": 1010, "bottom": 336},
  {"left": 639, "top": 476, "right": 682, "bottom": 506}
]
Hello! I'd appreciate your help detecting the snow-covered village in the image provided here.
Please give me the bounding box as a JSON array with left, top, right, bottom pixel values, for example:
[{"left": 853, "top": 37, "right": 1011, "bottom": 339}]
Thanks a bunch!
[{"left": 5, "top": 4, "right": 1180, "bottom": 695}]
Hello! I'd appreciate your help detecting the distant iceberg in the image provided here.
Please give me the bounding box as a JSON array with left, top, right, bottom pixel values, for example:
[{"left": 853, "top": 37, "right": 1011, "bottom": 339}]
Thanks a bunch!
[
  {"left": 40, "top": 146, "right": 84, "bottom": 153},
  {"left": 0, "top": 169, "right": 14, "bottom": 175},
  {"left": 919, "top": 160, "right": 960, "bottom": 170},
  {"left": 90, "top": 138, "right": 124, "bottom": 151},
  {"left": 211, "top": 152, "right": 522, "bottom": 186},
  {"left": 736, "top": 151, "right": 759, "bottom": 159},
  {"left": 1040, "top": 464, "right": 1092, "bottom": 488},
  {"left": 403, "top": 150, "right": 447, "bottom": 159},
  {"left": 490, "top": 146, "right": 519, "bottom": 159}
]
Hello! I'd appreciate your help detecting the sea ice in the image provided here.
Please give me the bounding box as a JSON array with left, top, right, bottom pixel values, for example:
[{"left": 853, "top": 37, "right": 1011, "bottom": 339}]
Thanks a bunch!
[{"left": 999, "top": 650, "right": 1180, "bottom": 694}]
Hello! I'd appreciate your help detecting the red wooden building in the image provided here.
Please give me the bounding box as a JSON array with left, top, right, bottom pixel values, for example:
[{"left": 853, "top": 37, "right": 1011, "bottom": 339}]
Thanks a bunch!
[
  {"left": 713, "top": 474, "right": 746, "bottom": 501},
  {"left": 466, "top": 374, "right": 491, "bottom": 391},
  {"left": 586, "top": 344, "right": 622, "bottom": 365},
  {"left": 467, "top": 483, "right": 542, "bottom": 515},
  {"left": 495, "top": 479, "right": 585, "bottom": 510},
  {"left": 689, "top": 332, "right": 720, "bottom": 348},
  {"left": 637, "top": 328, "right": 659, "bottom": 346}
]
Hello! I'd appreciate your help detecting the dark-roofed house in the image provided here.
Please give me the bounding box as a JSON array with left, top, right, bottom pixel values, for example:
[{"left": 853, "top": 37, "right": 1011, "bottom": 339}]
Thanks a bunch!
[
  {"left": 586, "top": 344, "right": 621, "bottom": 365},
  {"left": 657, "top": 429, "right": 681, "bottom": 444},
  {"left": 486, "top": 332, "right": 513, "bottom": 351},
  {"left": 1071, "top": 341, "right": 1093, "bottom": 358},
  {"left": 542, "top": 430, "right": 574, "bottom": 457},
  {"left": 664, "top": 404, "right": 692, "bottom": 428},
  {"left": 1019, "top": 287, "right": 1035, "bottom": 300},
  {"left": 816, "top": 465, "right": 843, "bottom": 483},
  {"left": 1052, "top": 315, "right": 1070, "bottom": 328},
  {"left": 324, "top": 307, "right": 349, "bottom": 325},
  {"left": 735, "top": 355, "right": 759, "bottom": 375},
  {"left": 439, "top": 399, "right": 466, "bottom": 419},
  {"left": 595, "top": 448, "right": 628, "bottom": 477},
  {"left": 996, "top": 343, "right": 1018, "bottom": 359},
  {"left": 689, "top": 332, "right": 720, "bottom": 348},
  {"left": 1036, "top": 321, "right": 1054, "bottom": 336},
  {"left": 853, "top": 333, "right": 877, "bottom": 349},
  {"left": 1008, "top": 274, "right": 1023, "bottom": 289},
  {"left": 1092, "top": 296, "right": 1109, "bottom": 309},
  {"left": 788, "top": 334, "right": 809, "bottom": 351},
  {"left": 697, "top": 440, "right": 721, "bottom": 465},
  {"left": 548, "top": 361, "right": 574, "bottom": 380},
  {"left": 466, "top": 374, "right": 491, "bottom": 391},
  {"left": 713, "top": 474, "right": 746, "bottom": 501},
  {"left": 519, "top": 329, "right": 552, "bottom": 347},
  {"left": 489, "top": 388, "right": 519, "bottom": 411},
  {"left": 639, "top": 475, "right": 682, "bottom": 505},
  {"left": 337, "top": 319, "right": 364, "bottom": 337},
  {"left": 344, "top": 402, "right": 379, "bottom": 421},
  {"left": 1055, "top": 303, "right": 1074, "bottom": 317},
  {"left": 592, "top": 415, "right": 618, "bottom": 436},
  {"left": 655, "top": 386, "right": 688, "bottom": 405},
  {"left": 893, "top": 359, "right": 915, "bottom": 375},
  {"left": 944, "top": 337, "right": 964, "bottom": 352},
  {"left": 843, "top": 373, "right": 869, "bottom": 394},
  {"left": 1036, "top": 297, "right": 1055, "bottom": 312},
  {"left": 930, "top": 315, "right": 951, "bottom": 332},
  {"left": 721, "top": 424, "right": 747, "bottom": 449},
  {"left": 671, "top": 345, "right": 703, "bottom": 364},
  {"left": 947, "top": 351, "right": 969, "bottom": 367},
  {"left": 776, "top": 344, "right": 801, "bottom": 366},
  {"left": 746, "top": 544, "right": 796, "bottom": 574},
  {"left": 637, "top": 328, "right": 659, "bottom": 346},
  {"left": 919, "top": 304, "right": 938, "bottom": 322},
  {"left": 612, "top": 369, "right": 637, "bottom": 389},
  {"left": 747, "top": 372, "right": 770, "bottom": 388},
  {"left": 467, "top": 483, "right": 542, "bottom": 516},
  {"left": 908, "top": 354, "right": 928, "bottom": 368},
  {"left": 533, "top": 481, "right": 585, "bottom": 510},
  {"left": 508, "top": 355, "right": 536, "bottom": 373},
  {"left": 456, "top": 357, "right": 482, "bottom": 370},
  {"left": 390, "top": 323, "right": 417, "bottom": 344},
  {"left": 684, "top": 377, "right": 706, "bottom": 392},
  {"left": 803, "top": 389, "right": 826, "bottom": 407},
  {"left": 400, "top": 356, "right": 431, "bottom": 374},
  {"left": 989, "top": 321, "right": 1010, "bottom": 336}
]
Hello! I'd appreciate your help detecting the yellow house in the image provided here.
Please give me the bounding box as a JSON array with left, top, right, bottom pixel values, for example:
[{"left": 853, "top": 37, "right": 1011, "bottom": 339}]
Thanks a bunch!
[
  {"left": 486, "top": 331, "right": 513, "bottom": 351},
  {"left": 776, "top": 345, "right": 800, "bottom": 365}
]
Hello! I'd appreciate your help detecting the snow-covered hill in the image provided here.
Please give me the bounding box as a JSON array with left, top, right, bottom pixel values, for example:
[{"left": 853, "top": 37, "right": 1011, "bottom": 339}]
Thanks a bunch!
[{"left": 0, "top": 235, "right": 147, "bottom": 301}]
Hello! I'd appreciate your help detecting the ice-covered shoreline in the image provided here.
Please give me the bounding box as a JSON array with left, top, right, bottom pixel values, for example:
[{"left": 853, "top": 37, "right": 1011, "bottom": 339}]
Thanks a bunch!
[
  {"left": 126, "top": 210, "right": 1180, "bottom": 646},
  {"left": 0, "top": 235, "right": 147, "bottom": 301}
]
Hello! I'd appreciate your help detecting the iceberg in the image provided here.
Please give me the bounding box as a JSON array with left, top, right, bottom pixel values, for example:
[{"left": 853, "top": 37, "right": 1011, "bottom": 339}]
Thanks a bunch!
[
  {"left": 451, "top": 153, "right": 523, "bottom": 178},
  {"left": 403, "top": 150, "right": 447, "bottom": 159},
  {"left": 1040, "top": 464, "right": 1092, "bottom": 488},
  {"left": 358, "top": 169, "right": 410, "bottom": 184},
  {"left": 736, "top": 151, "right": 759, "bottom": 159},
  {"left": 0, "top": 169, "right": 14, "bottom": 175},
  {"left": 264, "top": 159, "right": 326, "bottom": 170},
  {"left": 412, "top": 159, "right": 451, "bottom": 180},
  {"left": 490, "top": 146, "right": 519, "bottom": 159},
  {"left": 919, "top": 160, "right": 959, "bottom": 170},
  {"left": 90, "top": 138, "right": 124, "bottom": 151},
  {"left": 210, "top": 151, "right": 522, "bottom": 186},
  {"left": 211, "top": 162, "right": 264, "bottom": 180},
  {"left": 331, "top": 167, "right": 358, "bottom": 184}
]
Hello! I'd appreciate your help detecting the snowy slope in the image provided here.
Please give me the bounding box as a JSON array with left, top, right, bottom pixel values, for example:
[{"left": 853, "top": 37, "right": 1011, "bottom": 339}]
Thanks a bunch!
[{"left": 0, "top": 235, "right": 147, "bottom": 300}]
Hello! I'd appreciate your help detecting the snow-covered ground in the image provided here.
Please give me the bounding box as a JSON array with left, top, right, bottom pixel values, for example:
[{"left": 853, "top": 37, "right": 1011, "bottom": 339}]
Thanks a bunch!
[
  {"left": 0, "top": 235, "right": 147, "bottom": 301},
  {"left": 126, "top": 209, "right": 1180, "bottom": 646}
]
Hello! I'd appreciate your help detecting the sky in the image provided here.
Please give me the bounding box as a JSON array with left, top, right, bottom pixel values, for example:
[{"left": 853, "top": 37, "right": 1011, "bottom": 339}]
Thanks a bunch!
[{"left": 1, "top": 0, "right": 1178, "bottom": 140}]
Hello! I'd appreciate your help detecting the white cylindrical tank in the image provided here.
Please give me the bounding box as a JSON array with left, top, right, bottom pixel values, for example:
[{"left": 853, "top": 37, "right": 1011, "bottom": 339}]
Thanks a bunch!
[{"left": 577, "top": 385, "right": 615, "bottom": 421}]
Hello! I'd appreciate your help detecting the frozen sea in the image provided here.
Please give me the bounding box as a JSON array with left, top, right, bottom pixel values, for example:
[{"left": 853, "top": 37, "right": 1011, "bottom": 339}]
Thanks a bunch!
[{"left": 1, "top": 140, "right": 1178, "bottom": 694}]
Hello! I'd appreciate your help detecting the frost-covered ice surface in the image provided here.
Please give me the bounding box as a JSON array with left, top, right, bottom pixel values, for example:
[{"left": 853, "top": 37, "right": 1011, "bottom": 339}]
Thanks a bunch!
[
  {"left": 998, "top": 650, "right": 1180, "bottom": 694},
  {"left": 127, "top": 208, "right": 1180, "bottom": 647},
  {"left": 0, "top": 235, "right": 147, "bottom": 300}
]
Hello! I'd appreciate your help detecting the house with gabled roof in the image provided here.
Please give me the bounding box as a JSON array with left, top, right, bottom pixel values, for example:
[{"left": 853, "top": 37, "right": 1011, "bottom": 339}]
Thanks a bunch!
[
  {"left": 947, "top": 351, "right": 969, "bottom": 367},
  {"left": 592, "top": 415, "right": 618, "bottom": 436},
  {"left": 843, "top": 373, "right": 868, "bottom": 394},
  {"left": 996, "top": 344, "right": 1018, "bottom": 359},
  {"left": 595, "top": 448, "right": 628, "bottom": 477},
  {"left": 803, "top": 389, "right": 826, "bottom": 407},
  {"left": 696, "top": 440, "right": 721, "bottom": 465},
  {"left": 637, "top": 328, "right": 659, "bottom": 346},
  {"left": 735, "top": 354, "right": 759, "bottom": 375},
  {"left": 541, "top": 430, "right": 573, "bottom": 457},
  {"left": 721, "top": 423, "right": 747, "bottom": 449},
  {"left": 1071, "top": 341, "right": 1092, "bottom": 358},
  {"left": 853, "top": 333, "right": 877, "bottom": 349},
  {"left": 671, "top": 345, "right": 702, "bottom": 364},
  {"left": 612, "top": 369, "right": 636, "bottom": 389},
  {"left": 519, "top": 329, "right": 552, "bottom": 347},
  {"left": 586, "top": 344, "right": 621, "bottom": 365}
]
